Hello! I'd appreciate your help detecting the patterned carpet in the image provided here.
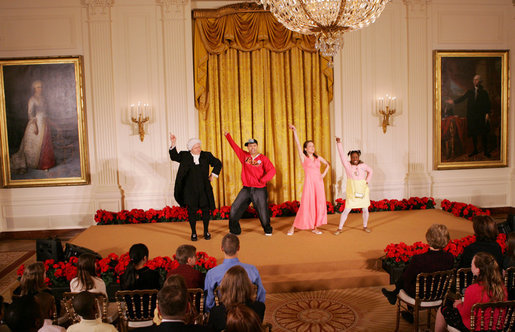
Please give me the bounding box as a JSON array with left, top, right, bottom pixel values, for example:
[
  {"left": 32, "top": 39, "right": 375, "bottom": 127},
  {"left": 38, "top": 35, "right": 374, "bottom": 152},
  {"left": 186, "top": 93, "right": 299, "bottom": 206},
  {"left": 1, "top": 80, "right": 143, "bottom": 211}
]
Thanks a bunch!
[
  {"left": 0, "top": 250, "right": 35, "bottom": 302},
  {"left": 264, "top": 286, "right": 424, "bottom": 332}
]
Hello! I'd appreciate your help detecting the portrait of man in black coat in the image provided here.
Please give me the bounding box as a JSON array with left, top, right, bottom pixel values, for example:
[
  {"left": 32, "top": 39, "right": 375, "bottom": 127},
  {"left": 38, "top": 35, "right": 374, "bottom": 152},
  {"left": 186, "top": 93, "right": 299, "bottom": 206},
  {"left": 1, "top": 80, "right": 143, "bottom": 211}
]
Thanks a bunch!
[
  {"left": 169, "top": 134, "right": 222, "bottom": 241},
  {"left": 447, "top": 74, "right": 491, "bottom": 158}
]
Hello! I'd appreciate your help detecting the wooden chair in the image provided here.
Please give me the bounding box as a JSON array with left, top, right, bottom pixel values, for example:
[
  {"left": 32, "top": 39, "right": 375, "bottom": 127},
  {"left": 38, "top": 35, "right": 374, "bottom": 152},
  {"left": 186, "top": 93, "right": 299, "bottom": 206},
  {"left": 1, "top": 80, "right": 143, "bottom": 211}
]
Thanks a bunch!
[
  {"left": 455, "top": 267, "right": 476, "bottom": 298},
  {"left": 115, "top": 289, "right": 158, "bottom": 332},
  {"left": 187, "top": 288, "right": 205, "bottom": 324},
  {"left": 62, "top": 292, "right": 111, "bottom": 324},
  {"left": 448, "top": 300, "right": 515, "bottom": 332},
  {"left": 505, "top": 266, "right": 515, "bottom": 301},
  {"left": 395, "top": 269, "right": 454, "bottom": 332}
]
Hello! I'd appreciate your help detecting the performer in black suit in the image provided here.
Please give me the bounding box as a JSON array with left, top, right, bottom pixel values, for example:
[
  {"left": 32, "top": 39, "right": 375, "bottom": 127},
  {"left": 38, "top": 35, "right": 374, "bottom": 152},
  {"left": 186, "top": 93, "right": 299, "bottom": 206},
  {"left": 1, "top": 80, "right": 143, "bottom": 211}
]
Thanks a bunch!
[
  {"left": 169, "top": 134, "right": 222, "bottom": 241},
  {"left": 447, "top": 74, "right": 491, "bottom": 157}
]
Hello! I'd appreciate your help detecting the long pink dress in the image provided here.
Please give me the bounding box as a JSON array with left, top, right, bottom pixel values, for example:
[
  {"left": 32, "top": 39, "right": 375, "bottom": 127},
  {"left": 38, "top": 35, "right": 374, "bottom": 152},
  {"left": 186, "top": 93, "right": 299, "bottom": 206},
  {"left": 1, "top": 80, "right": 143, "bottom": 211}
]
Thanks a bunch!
[{"left": 293, "top": 157, "right": 327, "bottom": 229}]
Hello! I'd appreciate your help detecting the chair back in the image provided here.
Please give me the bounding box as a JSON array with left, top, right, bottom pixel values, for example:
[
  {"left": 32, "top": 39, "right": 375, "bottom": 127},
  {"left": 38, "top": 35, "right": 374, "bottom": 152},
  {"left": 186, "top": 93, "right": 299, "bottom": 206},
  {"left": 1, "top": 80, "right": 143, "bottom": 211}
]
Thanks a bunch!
[
  {"left": 456, "top": 267, "right": 476, "bottom": 297},
  {"left": 415, "top": 269, "right": 454, "bottom": 303},
  {"left": 469, "top": 300, "right": 515, "bottom": 331},
  {"left": 187, "top": 288, "right": 204, "bottom": 324},
  {"left": 62, "top": 292, "right": 108, "bottom": 324},
  {"left": 115, "top": 289, "right": 158, "bottom": 323},
  {"left": 505, "top": 267, "right": 515, "bottom": 301}
]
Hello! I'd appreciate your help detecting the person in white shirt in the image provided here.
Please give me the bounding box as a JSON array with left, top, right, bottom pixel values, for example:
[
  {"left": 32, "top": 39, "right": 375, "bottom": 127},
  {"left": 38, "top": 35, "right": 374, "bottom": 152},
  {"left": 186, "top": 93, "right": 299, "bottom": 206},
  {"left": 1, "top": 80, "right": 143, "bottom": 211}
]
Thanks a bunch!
[
  {"left": 69, "top": 254, "right": 107, "bottom": 297},
  {"left": 66, "top": 292, "right": 116, "bottom": 332}
]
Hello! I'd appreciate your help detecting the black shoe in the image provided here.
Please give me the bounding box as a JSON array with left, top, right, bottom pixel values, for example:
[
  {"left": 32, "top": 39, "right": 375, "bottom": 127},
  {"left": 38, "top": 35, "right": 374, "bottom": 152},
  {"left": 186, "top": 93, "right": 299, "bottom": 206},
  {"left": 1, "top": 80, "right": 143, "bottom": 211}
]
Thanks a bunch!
[
  {"left": 401, "top": 310, "right": 414, "bottom": 324},
  {"left": 191, "top": 234, "right": 197, "bottom": 241},
  {"left": 204, "top": 232, "right": 211, "bottom": 240},
  {"left": 381, "top": 288, "right": 397, "bottom": 305},
  {"left": 468, "top": 151, "right": 478, "bottom": 157}
]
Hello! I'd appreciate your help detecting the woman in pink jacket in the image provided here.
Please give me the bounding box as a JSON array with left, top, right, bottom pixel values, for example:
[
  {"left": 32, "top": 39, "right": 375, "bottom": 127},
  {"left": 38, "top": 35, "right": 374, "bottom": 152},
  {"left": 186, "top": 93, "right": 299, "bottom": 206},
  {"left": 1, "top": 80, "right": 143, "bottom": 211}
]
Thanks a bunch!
[{"left": 334, "top": 137, "right": 373, "bottom": 234}]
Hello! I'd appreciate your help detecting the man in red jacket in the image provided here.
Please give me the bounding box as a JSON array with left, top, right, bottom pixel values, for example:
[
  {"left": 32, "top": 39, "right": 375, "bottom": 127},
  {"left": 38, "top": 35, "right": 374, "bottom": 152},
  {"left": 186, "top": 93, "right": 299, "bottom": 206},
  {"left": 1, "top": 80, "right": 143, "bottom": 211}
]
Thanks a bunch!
[{"left": 224, "top": 131, "right": 275, "bottom": 236}]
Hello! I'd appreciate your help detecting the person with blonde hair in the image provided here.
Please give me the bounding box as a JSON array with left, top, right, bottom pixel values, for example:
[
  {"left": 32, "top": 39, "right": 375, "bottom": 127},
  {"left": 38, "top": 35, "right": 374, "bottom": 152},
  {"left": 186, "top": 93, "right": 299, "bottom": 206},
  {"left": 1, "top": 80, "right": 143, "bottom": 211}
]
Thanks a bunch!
[
  {"left": 208, "top": 266, "right": 265, "bottom": 332},
  {"left": 382, "top": 224, "right": 455, "bottom": 322},
  {"left": 14, "top": 262, "right": 48, "bottom": 296},
  {"left": 70, "top": 253, "right": 107, "bottom": 296},
  {"left": 435, "top": 252, "right": 508, "bottom": 332}
]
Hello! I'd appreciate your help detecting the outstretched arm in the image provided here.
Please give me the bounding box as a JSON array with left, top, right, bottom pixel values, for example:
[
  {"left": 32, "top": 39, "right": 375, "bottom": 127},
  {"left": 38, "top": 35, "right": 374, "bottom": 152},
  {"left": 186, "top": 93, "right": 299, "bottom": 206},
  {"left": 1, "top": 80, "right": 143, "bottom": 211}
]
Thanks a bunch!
[
  {"left": 319, "top": 156, "right": 330, "bottom": 178},
  {"left": 224, "top": 131, "right": 246, "bottom": 163},
  {"left": 168, "top": 133, "right": 181, "bottom": 162},
  {"left": 288, "top": 124, "right": 305, "bottom": 163},
  {"left": 335, "top": 137, "right": 351, "bottom": 172}
]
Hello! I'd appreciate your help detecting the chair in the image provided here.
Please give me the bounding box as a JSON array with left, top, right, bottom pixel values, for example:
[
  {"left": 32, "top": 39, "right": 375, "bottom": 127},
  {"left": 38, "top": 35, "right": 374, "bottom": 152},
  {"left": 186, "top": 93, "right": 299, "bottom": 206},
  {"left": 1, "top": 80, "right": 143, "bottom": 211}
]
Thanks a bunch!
[
  {"left": 115, "top": 289, "right": 158, "bottom": 332},
  {"left": 449, "top": 300, "right": 515, "bottom": 332},
  {"left": 187, "top": 288, "right": 205, "bottom": 324},
  {"left": 62, "top": 292, "right": 110, "bottom": 324},
  {"left": 455, "top": 267, "right": 476, "bottom": 298},
  {"left": 505, "top": 267, "right": 515, "bottom": 301},
  {"left": 395, "top": 269, "right": 454, "bottom": 332}
]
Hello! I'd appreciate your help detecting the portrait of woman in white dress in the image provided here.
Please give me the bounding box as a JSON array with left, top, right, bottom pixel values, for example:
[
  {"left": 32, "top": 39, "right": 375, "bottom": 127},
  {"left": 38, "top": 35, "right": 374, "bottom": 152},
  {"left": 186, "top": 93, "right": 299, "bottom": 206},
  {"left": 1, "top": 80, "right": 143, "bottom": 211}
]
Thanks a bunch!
[{"left": 10, "top": 80, "right": 56, "bottom": 174}]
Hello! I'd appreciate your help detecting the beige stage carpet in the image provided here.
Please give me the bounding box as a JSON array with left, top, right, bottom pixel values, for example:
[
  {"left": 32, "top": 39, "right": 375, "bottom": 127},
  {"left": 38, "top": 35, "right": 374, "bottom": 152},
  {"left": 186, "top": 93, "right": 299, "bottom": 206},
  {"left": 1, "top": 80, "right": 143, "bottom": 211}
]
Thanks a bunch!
[
  {"left": 0, "top": 250, "right": 35, "bottom": 302},
  {"left": 71, "top": 210, "right": 473, "bottom": 293}
]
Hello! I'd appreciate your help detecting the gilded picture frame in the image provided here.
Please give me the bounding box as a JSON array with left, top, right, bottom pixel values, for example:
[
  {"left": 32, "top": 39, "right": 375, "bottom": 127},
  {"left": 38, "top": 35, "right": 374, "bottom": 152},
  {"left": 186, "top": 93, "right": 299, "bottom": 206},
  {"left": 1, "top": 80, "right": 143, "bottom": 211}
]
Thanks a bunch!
[
  {"left": 433, "top": 50, "right": 509, "bottom": 170},
  {"left": 0, "top": 56, "right": 90, "bottom": 187}
]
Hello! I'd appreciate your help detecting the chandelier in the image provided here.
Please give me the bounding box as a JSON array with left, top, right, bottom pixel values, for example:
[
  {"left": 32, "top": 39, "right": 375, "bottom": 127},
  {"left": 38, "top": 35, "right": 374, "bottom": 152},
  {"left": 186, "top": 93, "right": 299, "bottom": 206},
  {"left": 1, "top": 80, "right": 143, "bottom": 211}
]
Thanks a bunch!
[{"left": 256, "top": 0, "right": 390, "bottom": 59}]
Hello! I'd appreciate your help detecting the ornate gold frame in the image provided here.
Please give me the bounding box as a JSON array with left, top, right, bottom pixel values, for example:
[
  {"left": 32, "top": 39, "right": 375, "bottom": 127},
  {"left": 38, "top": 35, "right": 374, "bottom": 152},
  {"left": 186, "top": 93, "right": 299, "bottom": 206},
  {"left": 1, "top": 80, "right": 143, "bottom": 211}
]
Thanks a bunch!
[
  {"left": 0, "top": 56, "right": 90, "bottom": 187},
  {"left": 434, "top": 50, "right": 509, "bottom": 170}
]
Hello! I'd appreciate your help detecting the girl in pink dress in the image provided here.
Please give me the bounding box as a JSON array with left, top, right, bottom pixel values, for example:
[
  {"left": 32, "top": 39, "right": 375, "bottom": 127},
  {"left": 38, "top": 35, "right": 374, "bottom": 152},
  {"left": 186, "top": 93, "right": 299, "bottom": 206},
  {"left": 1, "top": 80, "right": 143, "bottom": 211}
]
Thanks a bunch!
[
  {"left": 334, "top": 137, "right": 373, "bottom": 234},
  {"left": 287, "top": 124, "right": 330, "bottom": 235}
]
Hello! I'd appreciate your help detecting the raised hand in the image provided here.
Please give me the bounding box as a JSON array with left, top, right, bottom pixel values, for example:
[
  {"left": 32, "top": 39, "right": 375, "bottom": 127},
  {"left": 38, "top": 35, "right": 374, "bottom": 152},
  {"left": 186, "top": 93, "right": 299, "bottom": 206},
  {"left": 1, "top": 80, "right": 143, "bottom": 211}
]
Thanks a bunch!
[
  {"left": 169, "top": 133, "right": 176, "bottom": 146},
  {"left": 223, "top": 130, "right": 229, "bottom": 136},
  {"left": 288, "top": 124, "right": 296, "bottom": 131},
  {"left": 335, "top": 137, "right": 341, "bottom": 143}
]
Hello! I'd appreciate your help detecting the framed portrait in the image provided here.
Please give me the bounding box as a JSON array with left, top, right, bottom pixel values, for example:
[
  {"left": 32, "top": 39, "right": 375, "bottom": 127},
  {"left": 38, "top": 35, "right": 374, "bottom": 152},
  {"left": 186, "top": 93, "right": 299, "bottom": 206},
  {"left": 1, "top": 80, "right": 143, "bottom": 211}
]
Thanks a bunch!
[
  {"left": 434, "top": 50, "right": 509, "bottom": 170},
  {"left": 0, "top": 56, "right": 90, "bottom": 187}
]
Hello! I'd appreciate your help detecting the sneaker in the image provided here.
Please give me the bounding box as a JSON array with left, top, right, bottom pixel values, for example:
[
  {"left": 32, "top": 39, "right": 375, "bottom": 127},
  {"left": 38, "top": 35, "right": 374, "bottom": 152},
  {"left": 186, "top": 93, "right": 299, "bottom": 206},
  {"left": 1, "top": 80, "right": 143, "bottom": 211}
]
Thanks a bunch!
[
  {"left": 265, "top": 233, "right": 273, "bottom": 236},
  {"left": 334, "top": 229, "right": 343, "bottom": 235},
  {"left": 363, "top": 227, "right": 371, "bottom": 233},
  {"left": 312, "top": 229, "right": 322, "bottom": 235},
  {"left": 191, "top": 234, "right": 198, "bottom": 242},
  {"left": 401, "top": 310, "right": 414, "bottom": 324},
  {"left": 381, "top": 288, "right": 397, "bottom": 305}
]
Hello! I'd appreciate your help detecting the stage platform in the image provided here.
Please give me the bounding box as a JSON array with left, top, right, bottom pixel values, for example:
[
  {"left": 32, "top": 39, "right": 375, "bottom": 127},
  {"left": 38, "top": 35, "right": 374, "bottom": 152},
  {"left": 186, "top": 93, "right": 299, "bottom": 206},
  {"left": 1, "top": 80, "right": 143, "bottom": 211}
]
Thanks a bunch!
[{"left": 70, "top": 209, "right": 474, "bottom": 293}]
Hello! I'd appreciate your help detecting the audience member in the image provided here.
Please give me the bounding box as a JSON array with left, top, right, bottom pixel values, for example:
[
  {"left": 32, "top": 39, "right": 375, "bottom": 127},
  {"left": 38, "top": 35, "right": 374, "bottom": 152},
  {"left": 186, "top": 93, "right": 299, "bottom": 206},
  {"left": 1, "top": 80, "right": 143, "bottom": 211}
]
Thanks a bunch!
[
  {"left": 167, "top": 245, "right": 204, "bottom": 289},
  {"left": 0, "top": 296, "right": 10, "bottom": 332},
  {"left": 34, "top": 292, "right": 65, "bottom": 332},
  {"left": 70, "top": 253, "right": 107, "bottom": 296},
  {"left": 13, "top": 262, "right": 49, "bottom": 296},
  {"left": 204, "top": 234, "right": 266, "bottom": 312},
  {"left": 153, "top": 275, "right": 198, "bottom": 326},
  {"left": 139, "top": 286, "right": 210, "bottom": 331},
  {"left": 66, "top": 291, "right": 117, "bottom": 332},
  {"left": 208, "top": 266, "right": 265, "bottom": 332},
  {"left": 435, "top": 252, "right": 508, "bottom": 332},
  {"left": 225, "top": 304, "right": 263, "bottom": 332},
  {"left": 5, "top": 295, "right": 42, "bottom": 332},
  {"left": 381, "top": 224, "right": 455, "bottom": 322},
  {"left": 120, "top": 243, "right": 161, "bottom": 290},
  {"left": 458, "top": 215, "right": 503, "bottom": 268},
  {"left": 503, "top": 232, "right": 515, "bottom": 270}
]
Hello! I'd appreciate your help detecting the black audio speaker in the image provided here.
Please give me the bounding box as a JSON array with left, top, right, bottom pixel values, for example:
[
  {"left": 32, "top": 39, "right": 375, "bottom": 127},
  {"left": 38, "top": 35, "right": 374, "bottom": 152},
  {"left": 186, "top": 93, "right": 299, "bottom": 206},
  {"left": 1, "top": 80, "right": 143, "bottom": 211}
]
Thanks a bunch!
[
  {"left": 36, "top": 238, "right": 64, "bottom": 261},
  {"left": 63, "top": 243, "right": 102, "bottom": 260}
]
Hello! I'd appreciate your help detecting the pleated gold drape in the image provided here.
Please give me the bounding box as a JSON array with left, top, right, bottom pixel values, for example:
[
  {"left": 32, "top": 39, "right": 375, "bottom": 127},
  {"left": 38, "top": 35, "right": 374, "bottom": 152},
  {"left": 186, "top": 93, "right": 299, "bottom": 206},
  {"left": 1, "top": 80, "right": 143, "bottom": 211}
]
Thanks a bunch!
[{"left": 193, "top": 3, "right": 334, "bottom": 207}]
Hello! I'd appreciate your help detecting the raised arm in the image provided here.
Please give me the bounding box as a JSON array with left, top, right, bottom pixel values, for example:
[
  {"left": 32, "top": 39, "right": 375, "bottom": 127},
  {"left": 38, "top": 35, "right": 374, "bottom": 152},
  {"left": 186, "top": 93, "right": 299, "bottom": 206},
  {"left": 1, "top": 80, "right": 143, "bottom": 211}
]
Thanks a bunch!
[
  {"left": 288, "top": 124, "right": 305, "bottom": 163},
  {"left": 168, "top": 133, "right": 182, "bottom": 162},
  {"left": 224, "top": 131, "right": 246, "bottom": 163}
]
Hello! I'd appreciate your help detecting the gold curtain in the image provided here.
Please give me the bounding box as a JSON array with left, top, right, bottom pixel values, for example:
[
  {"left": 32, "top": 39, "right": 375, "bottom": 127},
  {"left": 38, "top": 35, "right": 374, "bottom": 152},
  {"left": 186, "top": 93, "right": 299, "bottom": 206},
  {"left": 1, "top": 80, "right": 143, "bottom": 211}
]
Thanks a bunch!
[{"left": 193, "top": 3, "right": 334, "bottom": 207}]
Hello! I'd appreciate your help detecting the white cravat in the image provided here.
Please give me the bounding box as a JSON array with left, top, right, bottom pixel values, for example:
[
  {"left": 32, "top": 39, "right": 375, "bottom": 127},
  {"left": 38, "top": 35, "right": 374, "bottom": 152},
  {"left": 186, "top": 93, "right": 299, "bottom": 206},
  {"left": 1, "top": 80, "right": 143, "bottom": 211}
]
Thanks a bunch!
[{"left": 191, "top": 152, "right": 200, "bottom": 165}]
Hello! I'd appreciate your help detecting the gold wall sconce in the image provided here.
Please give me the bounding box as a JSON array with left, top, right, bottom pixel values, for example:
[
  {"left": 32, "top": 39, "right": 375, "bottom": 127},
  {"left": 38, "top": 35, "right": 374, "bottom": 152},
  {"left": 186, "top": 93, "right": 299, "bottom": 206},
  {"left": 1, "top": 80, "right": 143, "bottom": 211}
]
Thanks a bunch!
[
  {"left": 130, "top": 102, "right": 150, "bottom": 142},
  {"left": 377, "top": 95, "right": 396, "bottom": 134}
]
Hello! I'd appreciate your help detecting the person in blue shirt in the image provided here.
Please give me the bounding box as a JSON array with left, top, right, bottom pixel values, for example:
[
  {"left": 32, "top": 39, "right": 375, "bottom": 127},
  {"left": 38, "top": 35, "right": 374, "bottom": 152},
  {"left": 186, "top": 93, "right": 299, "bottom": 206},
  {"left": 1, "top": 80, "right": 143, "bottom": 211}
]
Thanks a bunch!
[{"left": 204, "top": 233, "right": 266, "bottom": 312}]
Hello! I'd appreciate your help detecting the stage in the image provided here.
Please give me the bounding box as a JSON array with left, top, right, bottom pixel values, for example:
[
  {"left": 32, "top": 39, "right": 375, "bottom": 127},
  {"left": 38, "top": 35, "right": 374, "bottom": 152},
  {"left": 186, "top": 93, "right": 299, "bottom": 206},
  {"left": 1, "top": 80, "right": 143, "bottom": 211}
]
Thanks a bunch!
[{"left": 70, "top": 209, "right": 473, "bottom": 293}]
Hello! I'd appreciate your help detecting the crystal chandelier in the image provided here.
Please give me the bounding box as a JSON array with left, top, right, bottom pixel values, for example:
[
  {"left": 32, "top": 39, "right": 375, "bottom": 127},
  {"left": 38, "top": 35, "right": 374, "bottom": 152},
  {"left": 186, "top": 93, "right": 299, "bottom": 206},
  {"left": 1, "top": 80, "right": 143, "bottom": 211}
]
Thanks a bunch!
[{"left": 256, "top": 0, "right": 390, "bottom": 58}]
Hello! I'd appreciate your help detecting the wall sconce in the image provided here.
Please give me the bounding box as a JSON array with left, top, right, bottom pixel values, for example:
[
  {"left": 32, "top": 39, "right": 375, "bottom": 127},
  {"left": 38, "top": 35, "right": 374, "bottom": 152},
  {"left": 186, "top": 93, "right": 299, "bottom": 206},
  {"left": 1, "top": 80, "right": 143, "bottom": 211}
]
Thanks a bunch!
[
  {"left": 377, "top": 95, "right": 396, "bottom": 134},
  {"left": 129, "top": 102, "right": 150, "bottom": 142}
]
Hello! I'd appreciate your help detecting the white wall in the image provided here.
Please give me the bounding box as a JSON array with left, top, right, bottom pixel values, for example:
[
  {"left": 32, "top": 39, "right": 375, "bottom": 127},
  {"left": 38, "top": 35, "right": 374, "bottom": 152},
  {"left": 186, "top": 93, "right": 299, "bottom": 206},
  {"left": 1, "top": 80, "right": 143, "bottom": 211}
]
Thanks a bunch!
[{"left": 0, "top": 0, "right": 513, "bottom": 231}]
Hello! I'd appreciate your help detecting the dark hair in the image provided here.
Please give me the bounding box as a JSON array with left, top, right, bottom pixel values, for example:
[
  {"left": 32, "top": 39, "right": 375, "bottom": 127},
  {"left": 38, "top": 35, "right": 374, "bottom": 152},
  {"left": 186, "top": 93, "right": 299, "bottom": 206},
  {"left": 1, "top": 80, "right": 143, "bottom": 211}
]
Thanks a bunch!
[
  {"left": 472, "top": 215, "right": 498, "bottom": 242},
  {"left": 34, "top": 292, "right": 56, "bottom": 320},
  {"left": 225, "top": 304, "right": 262, "bottom": 332},
  {"left": 506, "top": 232, "right": 515, "bottom": 260},
  {"left": 473, "top": 252, "right": 505, "bottom": 302},
  {"left": 175, "top": 245, "right": 196, "bottom": 265},
  {"left": 302, "top": 140, "right": 318, "bottom": 158},
  {"left": 164, "top": 274, "right": 187, "bottom": 289},
  {"left": 157, "top": 286, "right": 188, "bottom": 318},
  {"left": 222, "top": 234, "right": 240, "bottom": 256},
  {"left": 76, "top": 253, "right": 97, "bottom": 291},
  {"left": 347, "top": 150, "right": 363, "bottom": 164},
  {"left": 72, "top": 291, "right": 97, "bottom": 320},
  {"left": 5, "top": 295, "right": 42, "bottom": 331},
  {"left": 121, "top": 243, "right": 149, "bottom": 290}
]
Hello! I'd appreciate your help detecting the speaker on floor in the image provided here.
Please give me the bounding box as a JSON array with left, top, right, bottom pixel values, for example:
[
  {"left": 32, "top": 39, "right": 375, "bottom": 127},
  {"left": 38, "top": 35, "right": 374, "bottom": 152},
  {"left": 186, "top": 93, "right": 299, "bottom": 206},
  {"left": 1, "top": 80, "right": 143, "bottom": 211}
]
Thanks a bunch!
[
  {"left": 63, "top": 243, "right": 102, "bottom": 260},
  {"left": 36, "top": 237, "right": 64, "bottom": 262},
  {"left": 507, "top": 214, "right": 515, "bottom": 233}
]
